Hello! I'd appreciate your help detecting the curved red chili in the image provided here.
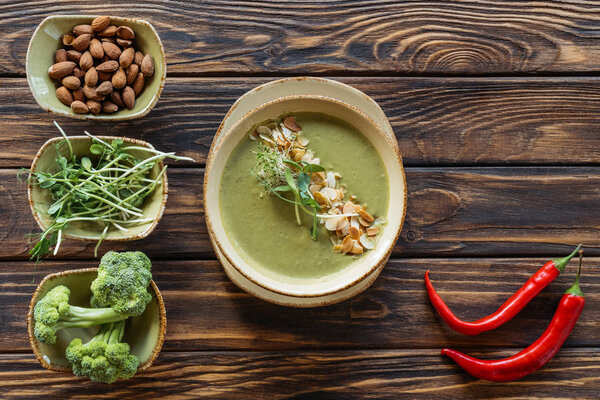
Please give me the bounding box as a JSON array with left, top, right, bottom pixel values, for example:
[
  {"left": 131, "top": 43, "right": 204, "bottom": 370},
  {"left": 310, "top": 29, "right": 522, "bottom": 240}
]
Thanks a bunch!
[
  {"left": 442, "top": 254, "right": 585, "bottom": 382},
  {"left": 425, "top": 245, "right": 581, "bottom": 335}
]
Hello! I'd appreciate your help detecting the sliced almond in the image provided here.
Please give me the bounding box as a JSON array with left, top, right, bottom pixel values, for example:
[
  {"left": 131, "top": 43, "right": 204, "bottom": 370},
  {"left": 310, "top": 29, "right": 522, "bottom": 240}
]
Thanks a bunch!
[
  {"left": 326, "top": 172, "right": 336, "bottom": 188},
  {"left": 351, "top": 242, "right": 364, "bottom": 255},
  {"left": 325, "top": 216, "right": 342, "bottom": 231},
  {"left": 283, "top": 115, "right": 302, "bottom": 132},
  {"left": 349, "top": 226, "right": 360, "bottom": 241},
  {"left": 341, "top": 235, "right": 353, "bottom": 254},
  {"left": 297, "top": 135, "right": 309, "bottom": 147},
  {"left": 333, "top": 244, "right": 343, "bottom": 253},
  {"left": 309, "top": 184, "right": 323, "bottom": 195},
  {"left": 359, "top": 234, "right": 375, "bottom": 250},
  {"left": 366, "top": 227, "right": 380, "bottom": 236},
  {"left": 358, "top": 209, "right": 374, "bottom": 223},
  {"left": 280, "top": 124, "right": 294, "bottom": 140},
  {"left": 350, "top": 216, "right": 360, "bottom": 230},
  {"left": 343, "top": 201, "right": 355, "bottom": 214},
  {"left": 336, "top": 217, "right": 349, "bottom": 232},
  {"left": 358, "top": 217, "right": 372, "bottom": 227},
  {"left": 313, "top": 191, "right": 329, "bottom": 207},
  {"left": 320, "top": 187, "right": 338, "bottom": 201}
]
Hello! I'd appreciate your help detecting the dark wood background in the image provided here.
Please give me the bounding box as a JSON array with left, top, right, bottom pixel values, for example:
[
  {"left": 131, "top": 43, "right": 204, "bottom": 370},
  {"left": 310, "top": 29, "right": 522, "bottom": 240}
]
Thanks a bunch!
[{"left": 2, "top": 1, "right": 600, "bottom": 398}]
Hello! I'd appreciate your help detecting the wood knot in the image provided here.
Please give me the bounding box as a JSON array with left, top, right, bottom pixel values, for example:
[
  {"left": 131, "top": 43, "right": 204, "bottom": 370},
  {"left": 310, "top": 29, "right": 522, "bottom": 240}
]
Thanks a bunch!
[
  {"left": 407, "top": 188, "right": 460, "bottom": 226},
  {"left": 350, "top": 295, "right": 388, "bottom": 319}
]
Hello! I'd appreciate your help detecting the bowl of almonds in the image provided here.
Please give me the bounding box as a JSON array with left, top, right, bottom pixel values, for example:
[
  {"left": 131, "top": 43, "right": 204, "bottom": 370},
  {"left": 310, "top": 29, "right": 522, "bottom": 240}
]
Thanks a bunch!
[{"left": 26, "top": 15, "right": 166, "bottom": 120}]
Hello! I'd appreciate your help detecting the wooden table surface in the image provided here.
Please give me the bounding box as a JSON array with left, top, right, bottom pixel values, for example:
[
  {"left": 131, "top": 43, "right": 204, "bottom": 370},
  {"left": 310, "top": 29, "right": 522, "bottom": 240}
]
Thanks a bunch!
[{"left": 2, "top": 1, "right": 600, "bottom": 398}]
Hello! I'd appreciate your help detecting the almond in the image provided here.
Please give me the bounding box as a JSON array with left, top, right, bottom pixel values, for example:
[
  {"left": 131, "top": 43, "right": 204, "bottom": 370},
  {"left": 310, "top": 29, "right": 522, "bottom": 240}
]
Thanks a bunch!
[
  {"left": 96, "top": 60, "right": 119, "bottom": 73},
  {"left": 83, "top": 85, "right": 104, "bottom": 101},
  {"left": 116, "top": 38, "right": 132, "bottom": 47},
  {"left": 54, "top": 49, "right": 67, "bottom": 63},
  {"left": 101, "top": 101, "right": 118, "bottom": 113},
  {"left": 85, "top": 67, "right": 98, "bottom": 86},
  {"left": 102, "top": 41, "right": 121, "bottom": 59},
  {"left": 111, "top": 91, "right": 125, "bottom": 108},
  {"left": 62, "top": 76, "right": 81, "bottom": 90},
  {"left": 112, "top": 67, "right": 126, "bottom": 89},
  {"left": 89, "top": 38, "right": 104, "bottom": 59},
  {"left": 358, "top": 209, "right": 374, "bottom": 223},
  {"left": 62, "top": 33, "right": 74, "bottom": 46},
  {"left": 79, "top": 51, "right": 93, "bottom": 70},
  {"left": 116, "top": 26, "right": 135, "bottom": 40},
  {"left": 101, "top": 36, "right": 116, "bottom": 43},
  {"left": 72, "top": 87, "right": 85, "bottom": 102},
  {"left": 92, "top": 16, "right": 110, "bottom": 32},
  {"left": 96, "top": 81, "right": 113, "bottom": 96},
  {"left": 71, "top": 100, "right": 89, "bottom": 114},
  {"left": 71, "top": 33, "right": 91, "bottom": 51},
  {"left": 119, "top": 47, "right": 134, "bottom": 68},
  {"left": 73, "top": 24, "right": 93, "bottom": 36},
  {"left": 66, "top": 50, "right": 82, "bottom": 63},
  {"left": 98, "top": 25, "right": 117, "bottom": 37},
  {"left": 141, "top": 54, "right": 154, "bottom": 77},
  {"left": 48, "top": 61, "right": 76, "bottom": 79},
  {"left": 98, "top": 71, "right": 112, "bottom": 82},
  {"left": 134, "top": 51, "right": 144, "bottom": 66},
  {"left": 283, "top": 116, "right": 302, "bottom": 132},
  {"left": 56, "top": 86, "right": 73, "bottom": 106},
  {"left": 132, "top": 72, "right": 145, "bottom": 95},
  {"left": 126, "top": 63, "right": 139, "bottom": 85},
  {"left": 122, "top": 86, "right": 135, "bottom": 109},
  {"left": 86, "top": 100, "right": 101, "bottom": 114},
  {"left": 72, "top": 67, "right": 84, "bottom": 80}
]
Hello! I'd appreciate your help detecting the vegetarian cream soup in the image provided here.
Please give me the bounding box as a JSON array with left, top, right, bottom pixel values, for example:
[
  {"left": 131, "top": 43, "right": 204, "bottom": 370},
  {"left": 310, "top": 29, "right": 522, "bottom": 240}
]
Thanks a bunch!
[{"left": 219, "top": 112, "right": 388, "bottom": 279}]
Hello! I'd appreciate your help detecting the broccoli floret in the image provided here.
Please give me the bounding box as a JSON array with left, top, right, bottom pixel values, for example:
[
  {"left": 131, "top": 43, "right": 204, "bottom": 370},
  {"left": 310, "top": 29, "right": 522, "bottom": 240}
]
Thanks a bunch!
[
  {"left": 66, "top": 320, "right": 139, "bottom": 383},
  {"left": 91, "top": 251, "right": 153, "bottom": 316},
  {"left": 33, "top": 285, "right": 128, "bottom": 345}
]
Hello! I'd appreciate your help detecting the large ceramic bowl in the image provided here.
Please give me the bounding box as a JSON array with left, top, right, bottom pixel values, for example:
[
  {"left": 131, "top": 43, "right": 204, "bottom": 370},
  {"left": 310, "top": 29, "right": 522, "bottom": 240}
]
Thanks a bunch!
[
  {"left": 204, "top": 95, "right": 406, "bottom": 304},
  {"left": 28, "top": 135, "right": 168, "bottom": 242},
  {"left": 27, "top": 268, "right": 166, "bottom": 372},
  {"left": 26, "top": 15, "right": 166, "bottom": 120}
]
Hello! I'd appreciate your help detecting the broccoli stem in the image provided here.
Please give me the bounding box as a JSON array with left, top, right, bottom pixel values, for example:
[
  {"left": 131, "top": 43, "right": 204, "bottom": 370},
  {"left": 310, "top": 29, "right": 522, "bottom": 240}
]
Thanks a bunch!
[{"left": 55, "top": 306, "right": 128, "bottom": 330}]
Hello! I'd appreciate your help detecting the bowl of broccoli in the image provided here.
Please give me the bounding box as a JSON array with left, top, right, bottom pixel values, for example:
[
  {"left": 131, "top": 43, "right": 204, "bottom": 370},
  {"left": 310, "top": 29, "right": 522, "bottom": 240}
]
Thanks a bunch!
[{"left": 27, "top": 251, "right": 166, "bottom": 383}]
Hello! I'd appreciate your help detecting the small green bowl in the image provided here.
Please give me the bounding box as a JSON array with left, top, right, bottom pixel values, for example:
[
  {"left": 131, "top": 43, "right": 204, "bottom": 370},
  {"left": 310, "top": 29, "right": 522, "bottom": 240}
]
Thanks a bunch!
[
  {"left": 27, "top": 268, "right": 167, "bottom": 373},
  {"left": 26, "top": 15, "right": 166, "bottom": 121}
]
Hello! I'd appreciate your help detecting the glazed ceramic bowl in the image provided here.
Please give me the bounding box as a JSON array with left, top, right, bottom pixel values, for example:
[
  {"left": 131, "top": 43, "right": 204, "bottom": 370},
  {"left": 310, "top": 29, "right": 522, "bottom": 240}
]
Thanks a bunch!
[
  {"left": 204, "top": 95, "right": 406, "bottom": 304},
  {"left": 26, "top": 15, "right": 166, "bottom": 120},
  {"left": 27, "top": 268, "right": 166, "bottom": 372},
  {"left": 28, "top": 135, "right": 168, "bottom": 241}
]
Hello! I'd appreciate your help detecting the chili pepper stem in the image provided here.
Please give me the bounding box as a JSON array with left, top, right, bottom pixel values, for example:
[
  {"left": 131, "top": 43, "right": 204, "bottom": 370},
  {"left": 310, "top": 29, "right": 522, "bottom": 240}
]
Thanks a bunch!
[
  {"left": 565, "top": 251, "right": 584, "bottom": 297},
  {"left": 553, "top": 244, "right": 582, "bottom": 273}
]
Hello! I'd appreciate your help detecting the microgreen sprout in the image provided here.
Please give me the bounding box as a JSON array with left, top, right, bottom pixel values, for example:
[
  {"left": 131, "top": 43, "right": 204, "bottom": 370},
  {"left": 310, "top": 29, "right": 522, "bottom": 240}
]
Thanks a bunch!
[{"left": 20, "top": 123, "right": 195, "bottom": 261}]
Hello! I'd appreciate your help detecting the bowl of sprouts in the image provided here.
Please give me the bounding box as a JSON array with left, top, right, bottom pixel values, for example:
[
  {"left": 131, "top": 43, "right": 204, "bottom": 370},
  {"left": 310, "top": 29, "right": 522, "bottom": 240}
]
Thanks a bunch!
[{"left": 22, "top": 122, "right": 194, "bottom": 261}]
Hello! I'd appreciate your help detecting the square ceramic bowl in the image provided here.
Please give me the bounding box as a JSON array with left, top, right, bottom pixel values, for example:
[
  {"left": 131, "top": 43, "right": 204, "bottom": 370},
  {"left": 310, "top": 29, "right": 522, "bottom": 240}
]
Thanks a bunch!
[
  {"left": 204, "top": 95, "right": 407, "bottom": 305},
  {"left": 27, "top": 268, "right": 166, "bottom": 372},
  {"left": 26, "top": 15, "right": 166, "bottom": 120},
  {"left": 28, "top": 135, "right": 168, "bottom": 242}
]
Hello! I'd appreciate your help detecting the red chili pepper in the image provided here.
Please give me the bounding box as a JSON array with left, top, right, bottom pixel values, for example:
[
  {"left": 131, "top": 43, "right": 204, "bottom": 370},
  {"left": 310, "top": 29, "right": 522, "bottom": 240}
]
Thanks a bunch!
[
  {"left": 425, "top": 245, "right": 581, "bottom": 335},
  {"left": 441, "top": 253, "right": 585, "bottom": 382}
]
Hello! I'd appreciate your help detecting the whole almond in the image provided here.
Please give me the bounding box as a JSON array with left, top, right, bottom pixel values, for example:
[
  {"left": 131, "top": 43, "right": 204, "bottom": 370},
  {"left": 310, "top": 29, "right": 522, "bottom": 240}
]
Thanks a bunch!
[
  {"left": 132, "top": 72, "right": 145, "bottom": 95},
  {"left": 85, "top": 67, "right": 98, "bottom": 86},
  {"left": 73, "top": 24, "right": 93, "bottom": 36},
  {"left": 71, "top": 100, "right": 89, "bottom": 114},
  {"left": 66, "top": 50, "right": 82, "bottom": 63},
  {"left": 71, "top": 33, "right": 91, "bottom": 51},
  {"left": 122, "top": 86, "right": 135, "bottom": 109},
  {"left": 83, "top": 85, "right": 104, "bottom": 101},
  {"left": 116, "top": 26, "right": 135, "bottom": 40},
  {"left": 73, "top": 67, "right": 84, "bottom": 79},
  {"left": 92, "top": 16, "right": 110, "bottom": 32},
  {"left": 54, "top": 49, "right": 67, "bottom": 63},
  {"left": 116, "top": 38, "right": 132, "bottom": 47},
  {"left": 79, "top": 51, "right": 93, "bottom": 70},
  {"left": 62, "top": 33, "right": 74, "bottom": 46},
  {"left": 98, "top": 71, "right": 112, "bottom": 82},
  {"left": 134, "top": 51, "right": 144, "bottom": 66},
  {"left": 86, "top": 100, "right": 101, "bottom": 114},
  {"left": 111, "top": 91, "right": 125, "bottom": 108},
  {"left": 96, "top": 81, "right": 113, "bottom": 96},
  {"left": 56, "top": 86, "right": 73, "bottom": 106},
  {"left": 72, "top": 87, "right": 85, "bottom": 102},
  {"left": 141, "top": 54, "right": 154, "bottom": 77},
  {"left": 89, "top": 38, "right": 104, "bottom": 59},
  {"left": 98, "top": 25, "right": 117, "bottom": 37},
  {"left": 101, "top": 37, "right": 116, "bottom": 44},
  {"left": 102, "top": 101, "right": 119, "bottom": 113},
  {"left": 119, "top": 47, "right": 134, "bottom": 68},
  {"left": 96, "top": 60, "right": 119, "bottom": 73},
  {"left": 48, "top": 61, "right": 76, "bottom": 79},
  {"left": 112, "top": 67, "right": 126, "bottom": 89},
  {"left": 102, "top": 41, "right": 122, "bottom": 60},
  {"left": 62, "top": 76, "right": 81, "bottom": 90},
  {"left": 126, "top": 63, "right": 139, "bottom": 85}
]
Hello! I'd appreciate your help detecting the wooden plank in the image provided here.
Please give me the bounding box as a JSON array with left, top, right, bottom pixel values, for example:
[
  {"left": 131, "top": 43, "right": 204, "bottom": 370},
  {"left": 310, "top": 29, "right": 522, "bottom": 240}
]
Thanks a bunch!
[
  {"left": 3, "top": 77, "right": 600, "bottom": 168},
  {"left": 2, "top": 167, "right": 600, "bottom": 260},
  {"left": 2, "top": 258, "right": 598, "bottom": 352},
  {"left": 1, "top": 349, "right": 599, "bottom": 399},
  {"left": 4, "top": 1, "right": 600, "bottom": 75}
]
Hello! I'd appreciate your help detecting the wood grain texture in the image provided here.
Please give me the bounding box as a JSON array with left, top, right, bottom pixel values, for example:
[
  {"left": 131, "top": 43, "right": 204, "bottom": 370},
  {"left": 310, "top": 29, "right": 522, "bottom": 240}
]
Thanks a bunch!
[
  {"left": 2, "top": 349, "right": 600, "bottom": 399},
  {"left": 4, "top": 1, "right": 600, "bottom": 75},
  {"left": 2, "top": 167, "right": 600, "bottom": 260},
  {"left": 3, "top": 77, "right": 600, "bottom": 168},
  {"left": 2, "top": 258, "right": 598, "bottom": 352}
]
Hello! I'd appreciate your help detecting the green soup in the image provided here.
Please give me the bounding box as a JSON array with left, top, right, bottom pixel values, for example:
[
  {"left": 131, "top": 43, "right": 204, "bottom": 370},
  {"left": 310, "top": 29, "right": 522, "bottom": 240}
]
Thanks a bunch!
[{"left": 219, "top": 112, "right": 389, "bottom": 280}]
